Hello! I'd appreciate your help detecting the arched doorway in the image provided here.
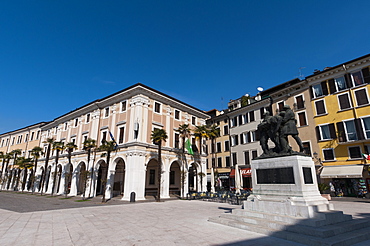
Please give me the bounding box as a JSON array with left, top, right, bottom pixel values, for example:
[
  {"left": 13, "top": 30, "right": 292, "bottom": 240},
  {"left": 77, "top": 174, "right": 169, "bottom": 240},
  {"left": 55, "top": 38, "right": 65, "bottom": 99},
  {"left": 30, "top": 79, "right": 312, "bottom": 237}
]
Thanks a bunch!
[
  {"left": 77, "top": 162, "right": 86, "bottom": 195},
  {"left": 38, "top": 167, "right": 44, "bottom": 191},
  {"left": 27, "top": 169, "right": 34, "bottom": 191},
  {"left": 20, "top": 168, "right": 28, "bottom": 191},
  {"left": 44, "top": 166, "right": 52, "bottom": 192},
  {"left": 112, "top": 158, "right": 125, "bottom": 197},
  {"left": 96, "top": 161, "right": 108, "bottom": 196},
  {"left": 145, "top": 159, "right": 159, "bottom": 196},
  {"left": 169, "top": 161, "right": 181, "bottom": 195},
  {"left": 65, "top": 164, "right": 73, "bottom": 194},
  {"left": 56, "top": 165, "right": 62, "bottom": 193},
  {"left": 188, "top": 163, "right": 198, "bottom": 192}
]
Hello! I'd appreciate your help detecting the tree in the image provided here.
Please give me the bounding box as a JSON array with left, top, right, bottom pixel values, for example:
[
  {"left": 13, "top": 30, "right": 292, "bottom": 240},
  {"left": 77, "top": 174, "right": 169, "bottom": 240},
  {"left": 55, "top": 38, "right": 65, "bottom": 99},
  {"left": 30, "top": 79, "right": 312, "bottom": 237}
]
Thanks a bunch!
[
  {"left": 0, "top": 151, "right": 5, "bottom": 180},
  {"left": 82, "top": 138, "right": 96, "bottom": 198},
  {"left": 98, "top": 140, "right": 117, "bottom": 203},
  {"left": 206, "top": 124, "right": 220, "bottom": 193},
  {"left": 176, "top": 124, "right": 191, "bottom": 197},
  {"left": 1, "top": 153, "right": 12, "bottom": 189},
  {"left": 41, "top": 138, "right": 54, "bottom": 195},
  {"left": 51, "top": 141, "right": 64, "bottom": 196},
  {"left": 193, "top": 125, "right": 208, "bottom": 155},
  {"left": 17, "top": 157, "right": 34, "bottom": 192},
  {"left": 64, "top": 142, "right": 77, "bottom": 198},
  {"left": 10, "top": 149, "right": 22, "bottom": 191},
  {"left": 151, "top": 128, "right": 168, "bottom": 202},
  {"left": 30, "top": 146, "right": 43, "bottom": 194}
]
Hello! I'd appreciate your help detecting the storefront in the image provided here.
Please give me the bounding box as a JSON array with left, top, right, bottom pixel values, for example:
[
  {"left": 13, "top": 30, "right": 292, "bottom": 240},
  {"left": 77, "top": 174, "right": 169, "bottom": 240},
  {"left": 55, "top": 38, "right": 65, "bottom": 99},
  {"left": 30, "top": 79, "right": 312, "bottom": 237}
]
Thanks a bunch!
[
  {"left": 230, "top": 165, "right": 252, "bottom": 191},
  {"left": 320, "top": 165, "right": 368, "bottom": 197}
]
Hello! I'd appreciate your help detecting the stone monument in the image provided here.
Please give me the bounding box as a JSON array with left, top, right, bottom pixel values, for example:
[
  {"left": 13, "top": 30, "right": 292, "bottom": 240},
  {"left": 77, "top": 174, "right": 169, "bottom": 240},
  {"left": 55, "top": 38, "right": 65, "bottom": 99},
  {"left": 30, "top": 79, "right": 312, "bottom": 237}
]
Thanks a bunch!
[{"left": 209, "top": 105, "right": 370, "bottom": 245}]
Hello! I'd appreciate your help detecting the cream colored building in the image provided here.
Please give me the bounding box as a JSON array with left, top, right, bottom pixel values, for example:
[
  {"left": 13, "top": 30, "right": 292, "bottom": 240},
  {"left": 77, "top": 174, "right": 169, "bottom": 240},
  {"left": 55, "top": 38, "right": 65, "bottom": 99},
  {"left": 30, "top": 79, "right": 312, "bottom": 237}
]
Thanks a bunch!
[{"left": 1, "top": 83, "right": 210, "bottom": 200}]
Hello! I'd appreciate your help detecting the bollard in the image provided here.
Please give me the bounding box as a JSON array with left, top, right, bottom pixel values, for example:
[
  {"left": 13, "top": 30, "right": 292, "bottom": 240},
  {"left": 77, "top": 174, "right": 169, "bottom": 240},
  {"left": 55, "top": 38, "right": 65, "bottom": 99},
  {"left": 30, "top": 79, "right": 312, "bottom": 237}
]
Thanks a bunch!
[{"left": 130, "top": 192, "right": 136, "bottom": 202}]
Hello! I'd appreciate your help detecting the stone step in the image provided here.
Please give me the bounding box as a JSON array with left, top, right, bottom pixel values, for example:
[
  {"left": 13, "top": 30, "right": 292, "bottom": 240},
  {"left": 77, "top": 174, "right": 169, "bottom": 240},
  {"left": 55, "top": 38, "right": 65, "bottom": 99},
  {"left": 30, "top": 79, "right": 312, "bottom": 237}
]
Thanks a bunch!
[{"left": 209, "top": 216, "right": 370, "bottom": 246}]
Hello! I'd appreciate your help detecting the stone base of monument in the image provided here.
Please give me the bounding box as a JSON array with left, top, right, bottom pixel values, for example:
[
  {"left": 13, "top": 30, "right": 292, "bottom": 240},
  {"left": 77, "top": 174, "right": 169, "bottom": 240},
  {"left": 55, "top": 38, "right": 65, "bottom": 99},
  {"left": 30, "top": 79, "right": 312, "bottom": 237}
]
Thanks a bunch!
[{"left": 209, "top": 156, "right": 370, "bottom": 246}]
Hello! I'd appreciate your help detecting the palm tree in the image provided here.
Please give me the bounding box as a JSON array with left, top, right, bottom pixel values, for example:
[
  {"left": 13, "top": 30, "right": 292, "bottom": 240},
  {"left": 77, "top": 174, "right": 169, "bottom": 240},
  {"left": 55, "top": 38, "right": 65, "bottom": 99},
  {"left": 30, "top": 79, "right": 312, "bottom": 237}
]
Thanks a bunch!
[
  {"left": 98, "top": 140, "right": 117, "bottom": 203},
  {"left": 64, "top": 142, "right": 77, "bottom": 197},
  {"left": 51, "top": 141, "right": 64, "bottom": 196},
  {"left": 17, "top": 157, "right": 34, "bottom": 192},
  {"left": 41, "top": 138, "right": 54, "bottom": 195},
  {"left": 151, "top": 128, "right": 168, "bottom": 202},
  {"left": 30, "top": 146, "right": 43, "bottom": 193},
  {"left": 206, "top": 124, "right": 220, "bottom": 193},
  {"left": 0, "top": 151, "right": 4, "bottom": 179},
  {"left": 10, "top": 149, "right": 22, "bottom": 190},
  {"left": 1, "top": 153, "right": 12, "bottom": 189},
  {"left": 176, "top": 124, "right": 191, "bottom": 197},
  {"left": 82, "top": 138, "right": 96, "bottom": 198},
  {"left": 193, "top": 125, "right": 208, "bottom": 155}
]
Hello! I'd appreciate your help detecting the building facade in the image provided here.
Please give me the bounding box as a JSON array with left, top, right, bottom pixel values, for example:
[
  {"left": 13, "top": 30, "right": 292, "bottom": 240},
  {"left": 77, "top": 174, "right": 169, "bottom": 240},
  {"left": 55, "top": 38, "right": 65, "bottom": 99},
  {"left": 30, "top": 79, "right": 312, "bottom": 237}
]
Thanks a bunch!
[{"left": 0, "top": 83, "right": 210, "bottom": 200}]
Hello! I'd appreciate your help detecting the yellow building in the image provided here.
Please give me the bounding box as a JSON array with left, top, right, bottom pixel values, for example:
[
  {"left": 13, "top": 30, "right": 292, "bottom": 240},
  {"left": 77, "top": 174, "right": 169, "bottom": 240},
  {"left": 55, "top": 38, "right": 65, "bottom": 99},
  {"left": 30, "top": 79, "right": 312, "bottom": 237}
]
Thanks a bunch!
[{"left": 307, "top": 54, "right": 370, "bottom": 197}]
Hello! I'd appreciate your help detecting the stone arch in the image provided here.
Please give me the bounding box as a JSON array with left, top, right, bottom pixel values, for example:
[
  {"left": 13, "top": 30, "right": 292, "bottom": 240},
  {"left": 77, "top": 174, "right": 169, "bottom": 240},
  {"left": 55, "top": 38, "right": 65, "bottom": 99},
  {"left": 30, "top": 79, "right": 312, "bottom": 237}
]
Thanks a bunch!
[
  {"left": 112, "top": 157, "right": 125, "bottom": 197},
  {"left": 169, "top": 161, "right": 181, "bottom": 195},
  {"left": 38, "top": 167, "right": 45, "bottom": 191},
  {"left": 76, "top": 162, "right": 86, "bottom": 195},
  {"left": 44, "top": 166, "right": 52, "bottom": 192},
  {"left": 145, "top": 158, "right": 159, "bottom": 197},
  {"left": 56, "top": 164, "right": 63, "bottom": 194},
  {"left": 27, "top": 168, "right": 34, "bottom": 191},
  {"left": 64, "top": 163, "right": 73, "bottom": 194},
  {"left": 96, "top": 160, "right": 108, "bottom": 196}
]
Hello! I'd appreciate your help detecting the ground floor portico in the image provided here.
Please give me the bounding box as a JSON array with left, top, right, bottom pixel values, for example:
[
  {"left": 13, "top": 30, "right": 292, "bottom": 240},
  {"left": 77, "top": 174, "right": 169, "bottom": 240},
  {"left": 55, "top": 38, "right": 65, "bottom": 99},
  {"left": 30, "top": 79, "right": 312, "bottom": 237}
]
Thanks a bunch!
[{"left": 1, "top": 148, "right": 207, "bottom": 201}]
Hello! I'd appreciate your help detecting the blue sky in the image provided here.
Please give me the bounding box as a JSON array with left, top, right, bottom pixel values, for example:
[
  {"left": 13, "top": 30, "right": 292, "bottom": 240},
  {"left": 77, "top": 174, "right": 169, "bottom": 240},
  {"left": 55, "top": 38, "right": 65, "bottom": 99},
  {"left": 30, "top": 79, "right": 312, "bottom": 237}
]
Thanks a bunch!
[{"left": 1, "top": 1, "right": 370, "bottom": 133}]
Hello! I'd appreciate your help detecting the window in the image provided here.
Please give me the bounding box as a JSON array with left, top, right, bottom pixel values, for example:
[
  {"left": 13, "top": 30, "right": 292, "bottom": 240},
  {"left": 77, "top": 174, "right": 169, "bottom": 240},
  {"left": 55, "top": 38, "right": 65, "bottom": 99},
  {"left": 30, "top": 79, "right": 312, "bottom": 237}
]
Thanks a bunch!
[
  {"left": 231, "top": 117, "right": 237, "bottom": 127},
  {"left": 154, "top": 102, "right": 161, "bottom": 113},
  {"left": 86, "top": 113, "right": 90, "bottom": 123},
  {"left": 64, "top": 122, "right": 68, "bottom": 130},
  {"left": 242, "top": 132, "right": 251, "bottom": 143},
  {"left": 238, "top": 115, "right": 243, "bottom": 125},
  {"left": 249, "top": 111, "right": 255, "bottom": 122},
  {"left": 348, "top": 146, "right": 362, "bottom": 159},
  {"left": 335, "top": 76, "right": 347, "bottom": 91},
  {"left": 311, "top": 82, "right": 328, "bottom": 98},
  {"left": 316, "top": 124, "right": 336, "bottom": 141},
  {"left": 74, "top": 118, "right": 79, "bottom": 127},
  {"left": 225, "top": 156, "right": 231, "bottom": 167},
  {"left": 232, "top": 153, "right": 237, "bottom": 165},
  {"left": 351, "top": 71, "right": 365, "bottom": 86},
  {"left": 315, "top": 99, "right": 326, "bottom": 115},
  {"left": 244, "top": 151, "right": 250, "bottom": 165},
  {"left": 25, "top": 134, "right": 29, "bottom": 142},
  {"left": 217, "top": 157, "right": 222, "bottom": 168},
  {"left": 174, "top": 133, "right": 179, "bottom": 149},
  {"left": 71, "top": 137, "right": 76, "bottom": 145},
  {"left": 223, "top": 125, "right": 229, "bottom": 135},
  {"left": 231, "top": 135, "right": 238, "bottom": 146},
  {"left": 30, "top": 132, "right": 34, "bottom": 141},
  {"left": 224, "top": 141, "right": 230, "bottom": 151},
  {"left": 118, "top": 127, "right": 125, "bottom": 144},
  {"left": 354, "top": 88, "right": 369, "bottom": 106},
  {"left": 149, "top": 170, "right": 155, "bottom": 185},
  {"left": 121, "top": 101, "right": 127, "bottom": 112},
  {"left": 338, "top": 93, "right": 351, "bottom": 110},
  {"left": 302, "top": 142, "right": 311, "bottom": 156},
  {"left": 216, "top": 142, "right": 222, "bottom": 153},
  {"left": 104, "top": 107, "right": 110, "bottom": 117},
  {"left": 251, "top": 131, "right": 257, "bottom": 142},
  {"left": 170, "top": 171, "right": 175, "bottom": 185},
  {"left": 192, "top": 116, "right": 196, "bottom": 125},
  {"left": 323, "top": 148, "right": 335, "bottom": 161},
  {"left": 297, "top": 112, "right": 307, "bottom": 126},
  {"left": 101, "top": 131, "right": 107, "bottom": 144},
  {"left": 362, "top": 117, "right": 370, "bottom": 139},
  {"left": 295, "top": 95, "right": 305, "bottom": 109},
  {"left": 344, "top": 120, "right": 357, "bottom": 141},
  {"left": 252, "top": 150, "right": 258, "bottom": 159},
  {"left": 277, "top": 101, "right": 284, "bottom": 112},
  {"left": 36, "top": 130, "right": 40, "bottom": 140},
  {"left": 174, "top": 110, "right": 180, "bottom": 120}
]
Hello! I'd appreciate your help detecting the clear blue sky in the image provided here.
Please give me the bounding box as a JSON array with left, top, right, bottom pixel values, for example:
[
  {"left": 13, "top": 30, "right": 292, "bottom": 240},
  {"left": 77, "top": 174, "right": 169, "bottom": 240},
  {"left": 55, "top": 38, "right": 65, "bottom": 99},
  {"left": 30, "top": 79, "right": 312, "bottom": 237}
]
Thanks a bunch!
[{"left": 1, "top": 1, "right": 370, "bottom": 134}]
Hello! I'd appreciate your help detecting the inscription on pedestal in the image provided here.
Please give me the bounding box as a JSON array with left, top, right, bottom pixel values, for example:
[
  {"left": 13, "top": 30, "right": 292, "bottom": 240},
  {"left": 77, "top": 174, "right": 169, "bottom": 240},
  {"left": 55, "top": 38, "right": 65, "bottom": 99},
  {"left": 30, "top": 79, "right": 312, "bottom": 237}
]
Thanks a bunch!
[
  {"left": 302, "top": 167, "right": 313, "bottom": 184},
  {"left": 256, "top": 167, "right": 294, "bottom": 184}
]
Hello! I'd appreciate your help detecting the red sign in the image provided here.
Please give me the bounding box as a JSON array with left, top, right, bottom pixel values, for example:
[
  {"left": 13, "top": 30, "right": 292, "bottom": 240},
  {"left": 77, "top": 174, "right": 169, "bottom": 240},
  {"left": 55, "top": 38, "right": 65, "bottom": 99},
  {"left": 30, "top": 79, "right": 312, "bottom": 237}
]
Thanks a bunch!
[{"left": 230, "top": 168, "right": 251, "bottom": 177}]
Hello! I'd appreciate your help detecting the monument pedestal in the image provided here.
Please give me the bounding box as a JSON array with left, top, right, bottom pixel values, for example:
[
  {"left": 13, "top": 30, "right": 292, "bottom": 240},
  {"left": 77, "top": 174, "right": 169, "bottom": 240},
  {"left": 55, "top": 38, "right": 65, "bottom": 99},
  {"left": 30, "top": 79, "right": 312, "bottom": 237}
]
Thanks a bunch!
[{"left": 209, "top": 155, "right": 370, "bottom": 246}]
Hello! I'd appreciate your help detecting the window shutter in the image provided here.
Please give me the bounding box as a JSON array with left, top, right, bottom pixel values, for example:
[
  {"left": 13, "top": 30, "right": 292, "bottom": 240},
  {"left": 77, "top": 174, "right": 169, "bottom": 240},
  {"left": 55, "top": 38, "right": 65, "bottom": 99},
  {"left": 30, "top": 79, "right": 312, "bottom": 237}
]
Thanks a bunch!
[
  {"left": 247, "top": 131, "right": 251, "bottom": 143},
  {"left": 328, "top": 79, "right": 336, "bottom": 94},
  {"left": 329, "top": 123, "right": 336, "bottom": 139},
  {"left": 344, "top": 74, "right": 353, "bottom": 88},
  {"left": 255, "top": 130, "right": 260, "bottom": 141},
  {"left": 362, "top": 67, "right": 370, "bottom": 84},
  {"left": 235, "top": 135, "right": 239, "bottom": 145},
  {"left": 355, "top": 118, "right": 365, "bottom": 140},
  {"left": 355, "top": 89, "right": 369, "bottom": 106},
  {"left": 315, "top": 126, "right": 322, "bottom": 141},
  {"left": 260, "top": 108, "right": 264, "bottom": 118},
  {"left": 245, "top": 113, "right": 249, "bottom": 123},
  {"left": 336, "top": 122, "right": 346, "bottom": 142},
  {"left": 321, "top": 81, "right": 328, "bottom": 95},
  {"left": 240, "top": 134, "right": 244, "bottom": 144}
]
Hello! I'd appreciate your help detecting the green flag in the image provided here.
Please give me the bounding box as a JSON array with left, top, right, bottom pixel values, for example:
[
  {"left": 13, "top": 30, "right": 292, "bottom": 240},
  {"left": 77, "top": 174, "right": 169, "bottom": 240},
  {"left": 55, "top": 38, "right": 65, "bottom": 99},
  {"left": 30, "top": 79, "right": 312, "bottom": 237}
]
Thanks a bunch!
[{"left": 185, "top": 139, "right": 194, "bottom": 155}]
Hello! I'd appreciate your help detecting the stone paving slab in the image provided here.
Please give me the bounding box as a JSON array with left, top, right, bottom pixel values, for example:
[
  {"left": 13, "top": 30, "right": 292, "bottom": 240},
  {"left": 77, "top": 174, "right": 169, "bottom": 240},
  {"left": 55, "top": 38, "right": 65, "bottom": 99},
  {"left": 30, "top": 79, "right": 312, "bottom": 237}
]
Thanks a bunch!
[{"left": 0, "top": 192, "right": 369, "bottom": 245}]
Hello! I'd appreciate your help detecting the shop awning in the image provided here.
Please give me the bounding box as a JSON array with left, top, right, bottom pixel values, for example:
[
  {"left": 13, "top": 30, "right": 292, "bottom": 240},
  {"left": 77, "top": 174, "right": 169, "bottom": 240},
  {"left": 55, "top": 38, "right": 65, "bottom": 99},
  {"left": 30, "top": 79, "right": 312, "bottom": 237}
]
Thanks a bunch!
[
  {"left": 230, "top": 168, "right": 251, "bottom": 177},
  {"left": 320, "top": 165, "right": 364, "bottom": 179}
]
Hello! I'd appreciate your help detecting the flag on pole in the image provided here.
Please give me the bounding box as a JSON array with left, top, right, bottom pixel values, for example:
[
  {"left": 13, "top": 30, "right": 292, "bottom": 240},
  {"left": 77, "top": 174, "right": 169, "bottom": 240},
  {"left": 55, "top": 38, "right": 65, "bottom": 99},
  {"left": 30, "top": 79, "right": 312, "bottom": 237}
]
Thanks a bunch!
[
  {"left": 362, "top": 153, "right": 370, "bottom": 160},
  {"left": 185, "top": 138, "right": 194, "bottom": 155},
  {"left": 109, "top": 131, "right": 118, "bottom": 150}
]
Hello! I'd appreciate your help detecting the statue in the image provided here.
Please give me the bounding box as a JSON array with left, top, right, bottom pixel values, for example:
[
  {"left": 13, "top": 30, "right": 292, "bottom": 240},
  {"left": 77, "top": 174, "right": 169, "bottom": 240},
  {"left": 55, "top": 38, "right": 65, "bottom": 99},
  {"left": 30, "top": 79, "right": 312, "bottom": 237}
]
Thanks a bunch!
[{"left": 257, "top": 105, "right": 304, "bottom": 158}]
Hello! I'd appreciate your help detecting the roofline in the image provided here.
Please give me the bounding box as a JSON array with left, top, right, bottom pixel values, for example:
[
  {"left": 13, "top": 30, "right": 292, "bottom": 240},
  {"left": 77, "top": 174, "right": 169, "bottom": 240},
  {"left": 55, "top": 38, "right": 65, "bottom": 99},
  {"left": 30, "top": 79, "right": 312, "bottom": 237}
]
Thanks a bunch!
[{"left": 0, "top": 122, "right": 48, "bottom": 136}]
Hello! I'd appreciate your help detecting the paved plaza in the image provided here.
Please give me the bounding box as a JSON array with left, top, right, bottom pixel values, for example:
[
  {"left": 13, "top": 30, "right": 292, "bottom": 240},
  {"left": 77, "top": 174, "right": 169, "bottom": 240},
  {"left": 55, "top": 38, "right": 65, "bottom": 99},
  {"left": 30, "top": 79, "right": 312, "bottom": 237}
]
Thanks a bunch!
[{"left": 0, "top": 192, "right": 370, "bottom": 246}]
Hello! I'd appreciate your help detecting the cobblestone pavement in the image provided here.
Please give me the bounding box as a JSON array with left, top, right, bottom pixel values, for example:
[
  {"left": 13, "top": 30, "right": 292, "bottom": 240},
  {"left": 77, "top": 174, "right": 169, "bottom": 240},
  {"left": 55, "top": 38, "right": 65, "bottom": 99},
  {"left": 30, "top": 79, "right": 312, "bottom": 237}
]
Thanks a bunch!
[{"left": 0, "top": 192, "right": 369, "bottom": 246}]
